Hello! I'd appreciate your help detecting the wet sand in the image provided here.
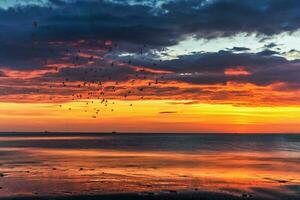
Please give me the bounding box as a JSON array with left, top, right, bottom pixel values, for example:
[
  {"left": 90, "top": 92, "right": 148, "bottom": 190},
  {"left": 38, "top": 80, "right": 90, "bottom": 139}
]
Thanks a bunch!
[
  {"left": 1, "top": 190, "right": 300, "bottom": 200},
  {"left": 0, "top": 192, "right": 281, "bottom": 200},
  {"left": 0, "top": 133, "right": 300, "bottom": 200}
]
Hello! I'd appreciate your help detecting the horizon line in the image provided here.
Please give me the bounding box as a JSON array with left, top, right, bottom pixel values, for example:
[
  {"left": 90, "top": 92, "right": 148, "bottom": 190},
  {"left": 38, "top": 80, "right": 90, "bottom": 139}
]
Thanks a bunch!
[{"left": 0, "top": 131, "right": 299, "bottom": 135}]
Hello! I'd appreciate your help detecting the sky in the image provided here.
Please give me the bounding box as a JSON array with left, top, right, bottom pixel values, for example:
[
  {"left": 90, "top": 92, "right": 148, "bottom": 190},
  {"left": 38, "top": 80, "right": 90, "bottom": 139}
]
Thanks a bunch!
[{"left": 0, "top": 0, "right": 300, "bottom": 133}]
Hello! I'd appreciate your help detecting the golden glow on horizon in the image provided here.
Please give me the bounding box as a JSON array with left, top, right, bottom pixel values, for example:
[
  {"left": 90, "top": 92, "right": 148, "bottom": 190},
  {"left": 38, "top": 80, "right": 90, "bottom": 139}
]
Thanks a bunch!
[{"left": 0, "top": 100, "right": 300, "bottom": 133}]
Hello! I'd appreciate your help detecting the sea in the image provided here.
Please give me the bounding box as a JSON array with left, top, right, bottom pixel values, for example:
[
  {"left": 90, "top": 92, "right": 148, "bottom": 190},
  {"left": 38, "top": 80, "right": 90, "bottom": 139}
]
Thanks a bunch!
[{"left": 0, "top": 133, "right": 299, "bottom": 199}]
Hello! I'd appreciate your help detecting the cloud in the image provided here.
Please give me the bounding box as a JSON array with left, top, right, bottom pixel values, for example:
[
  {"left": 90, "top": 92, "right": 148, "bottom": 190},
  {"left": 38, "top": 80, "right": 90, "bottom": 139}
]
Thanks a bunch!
[
  {"left": 159, "top": 111, "right": 177, "bottom": 114},
  {"left": 133, "top": 50, "right": 287, "bottom": 72},
  {"left": 1, "top": 0, "right": 300, "bottom": 106},
  {"left": 264, "top": 42, "right": 278, "bottom": 49},
  {"left": 0, "top": 70, "right": 6, "bottom": 77},
  {"left": 257, "top": 49, "right": 279, "bottom": 56},
  {"left": 129, "top": 50, "right": 300, "bottom": 86},
  {"left": 229, "top": 47, "right": 251, "bottom": 52},
  {"left": 48, "top": 64, "right": 137, "bottom": 83},
  {"left": 1, "top": 0, "right": 300, "bottom": 70}
]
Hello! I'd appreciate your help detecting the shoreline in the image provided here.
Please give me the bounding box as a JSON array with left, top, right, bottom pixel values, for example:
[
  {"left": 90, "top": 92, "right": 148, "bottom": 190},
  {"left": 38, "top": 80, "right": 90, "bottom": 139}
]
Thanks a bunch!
[{"left": 0, "top": 191, "right": 270, "bottom": 200}]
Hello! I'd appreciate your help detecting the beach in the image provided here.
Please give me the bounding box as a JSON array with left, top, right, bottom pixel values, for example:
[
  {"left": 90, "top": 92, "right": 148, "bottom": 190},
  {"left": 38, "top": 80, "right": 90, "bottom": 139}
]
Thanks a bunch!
[{"left": 0, "top": 133, "right": 300, "bottom": 200}]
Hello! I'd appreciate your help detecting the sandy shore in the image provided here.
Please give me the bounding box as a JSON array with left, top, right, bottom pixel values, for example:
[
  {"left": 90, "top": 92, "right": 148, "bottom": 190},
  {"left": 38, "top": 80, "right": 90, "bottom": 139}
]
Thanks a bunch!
[
  {"left": 0, "top": 190, "right": 295, "bottom": 200},
  {"left": 0, "top": 193, "right": 253, "bottom": 200},
  {"left": 1, "top": 134, "right": 299, "bottom": 200}
]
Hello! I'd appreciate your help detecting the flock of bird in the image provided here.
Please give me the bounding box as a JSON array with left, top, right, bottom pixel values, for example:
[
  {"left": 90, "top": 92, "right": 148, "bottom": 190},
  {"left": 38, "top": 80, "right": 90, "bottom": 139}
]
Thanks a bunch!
[{"left": 31, "top": 21, "right": 166, "bottom": 119}]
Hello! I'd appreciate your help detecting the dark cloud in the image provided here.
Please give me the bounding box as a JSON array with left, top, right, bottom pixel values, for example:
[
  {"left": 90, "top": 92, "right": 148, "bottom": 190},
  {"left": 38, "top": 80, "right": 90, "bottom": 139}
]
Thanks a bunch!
[
  {"left": 257, "top": 49, "right": 278, "bottom": 56},
  {"left": 134, "top": 51, "right": 287, "bottom": 72},
  {"left": 164, "top": 72, "right": 228, "bottom": 85},
  {"left": 0, "top": 43, "right": 63, "bottom": 70},
  {"left": 264, "top": 42, "right": 278, "bottom": 48},
  {"left": 0, "top": 0, "right": 300, "bottom": 106},
  {"left": 0, "top": 70, "right": 6, "bottom": 77},
  {"left": 229, "top": 47, "right": 251, "bottom": 52},
  {"left": 129, "top": 50, "right": 300, "bottom": 86},
  {"left": 49, "top": 65, "right": 137, "bottom": 83},
  {"left": 32, "top": 0, "right": 300, "bottom": 41},
  {"left": 1, "top": 0, "right": 300, "bottom": 70},
  {"left": 287, "top": 49, "right": 300, "bottom": 55}
]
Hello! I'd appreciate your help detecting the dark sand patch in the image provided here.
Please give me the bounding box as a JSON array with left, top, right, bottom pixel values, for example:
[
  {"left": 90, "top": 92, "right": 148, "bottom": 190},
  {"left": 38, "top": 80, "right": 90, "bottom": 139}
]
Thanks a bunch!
[{"left": 0, "top": 190, "right": 283, "bottom": 200}]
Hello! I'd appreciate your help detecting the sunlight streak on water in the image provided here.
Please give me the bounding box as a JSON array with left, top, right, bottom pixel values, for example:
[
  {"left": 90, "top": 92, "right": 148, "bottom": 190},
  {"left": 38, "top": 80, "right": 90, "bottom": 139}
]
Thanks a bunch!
[{"left": 0, "top": 133, "right": 299, "bottom": 199}]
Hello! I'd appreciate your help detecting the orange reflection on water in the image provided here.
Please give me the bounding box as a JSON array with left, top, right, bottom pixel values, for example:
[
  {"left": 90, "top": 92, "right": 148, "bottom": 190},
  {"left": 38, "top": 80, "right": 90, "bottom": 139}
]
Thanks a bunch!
[{"left": 0, "top": 141, "right": 299, "bottom": 198}]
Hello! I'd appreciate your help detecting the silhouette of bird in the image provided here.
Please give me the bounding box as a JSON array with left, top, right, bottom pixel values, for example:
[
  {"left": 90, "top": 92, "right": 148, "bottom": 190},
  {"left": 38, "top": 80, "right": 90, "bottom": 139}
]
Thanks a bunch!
[{"left": 32, "top": 21, "right": 38, "bottom": 28}]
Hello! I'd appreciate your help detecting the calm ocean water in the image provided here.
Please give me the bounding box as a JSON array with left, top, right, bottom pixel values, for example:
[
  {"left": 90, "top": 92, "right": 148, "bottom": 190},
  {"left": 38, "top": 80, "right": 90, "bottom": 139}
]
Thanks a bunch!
[{"left": 0, "top": 133, "right": 300, "bottom": 199}]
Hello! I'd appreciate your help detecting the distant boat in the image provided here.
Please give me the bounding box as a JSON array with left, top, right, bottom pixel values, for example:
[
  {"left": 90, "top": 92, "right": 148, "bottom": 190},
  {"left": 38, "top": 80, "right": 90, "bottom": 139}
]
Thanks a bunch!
[{"left": 112, "top": 131, "right": 117, "bottom": 134}]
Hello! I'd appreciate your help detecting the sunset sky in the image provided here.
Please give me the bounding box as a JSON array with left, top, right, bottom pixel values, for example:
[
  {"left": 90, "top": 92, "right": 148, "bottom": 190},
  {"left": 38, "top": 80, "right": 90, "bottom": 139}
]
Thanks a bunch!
[{"left": 0, "top": 0, "right": 300, "bottom": 133}]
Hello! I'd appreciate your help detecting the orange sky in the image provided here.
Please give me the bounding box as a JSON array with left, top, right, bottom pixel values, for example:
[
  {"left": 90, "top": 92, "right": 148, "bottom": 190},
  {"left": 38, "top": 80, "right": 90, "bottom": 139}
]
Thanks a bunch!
[
  {"left": 1, "top": 100, "right": 300, "bottom": 133},
  {"left": 1, "top": 47, "right": 300, "bottom": 133},
  {"left": 1, "top": 52, "right": 300, "bottom": 133},
  {"left": 0, "top": 2, "right": 300, "bottom": 133}
]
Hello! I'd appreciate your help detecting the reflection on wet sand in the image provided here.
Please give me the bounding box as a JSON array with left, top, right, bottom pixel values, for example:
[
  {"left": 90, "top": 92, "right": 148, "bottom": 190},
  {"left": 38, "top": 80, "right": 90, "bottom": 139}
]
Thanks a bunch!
[{"left": 0, "top": 134, "right": 300, "bottom": 199}]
